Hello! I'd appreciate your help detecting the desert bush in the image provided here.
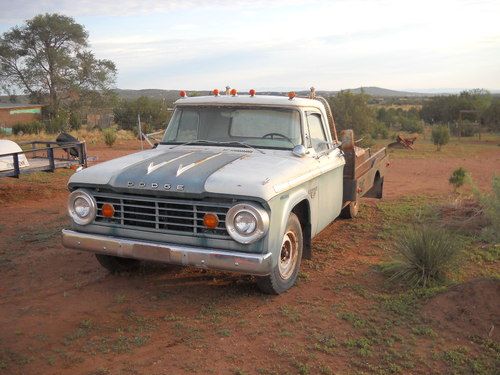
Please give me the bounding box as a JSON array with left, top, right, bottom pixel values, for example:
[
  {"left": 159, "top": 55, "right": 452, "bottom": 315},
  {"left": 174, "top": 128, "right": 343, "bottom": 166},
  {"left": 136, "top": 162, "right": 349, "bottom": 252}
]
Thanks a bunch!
[
  {"left": 357, "top": 134, "right": 375, "bottom": 148},
  {"left": 438, "top": 197, "right": 489, "bottom": 235},
  {"left": 476, "top": 176, "right": 500, "bottom": 243},
  {"left": 449, "top": 121, "right": 476, "bottom": 137},
  {"left": 103, "top": 127, "right": 117, "bottom": 147},
  {"left": 449, "top": 167, "right": 469, "bottom": 191},
  {"left": 400, "top": 117, "right": 424, "bottom": 134},
  {"left": 45, "top": 116, "right": 67, "bottom": 134},
  {"left": 383, "top": 226, "right": 462, "bottom": 287},
  {"left": 431, "top": 126, "right": 450, "bottom": 150},
  {"left": 370, "top": 122, "right": 389, "bottom": 139},
  {"left": 69, "top": 112, "right": 81, "bottom": 130},
  {"left": 12, "top": 121, "right": 44, "bottom": 135}
]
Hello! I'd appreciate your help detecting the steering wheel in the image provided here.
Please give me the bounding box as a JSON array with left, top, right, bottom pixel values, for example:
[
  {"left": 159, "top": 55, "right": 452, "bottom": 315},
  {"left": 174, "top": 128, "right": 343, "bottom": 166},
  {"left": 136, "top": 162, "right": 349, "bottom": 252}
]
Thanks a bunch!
[{"left": 262, "top": 132, "right": 294, "bottom": 145}]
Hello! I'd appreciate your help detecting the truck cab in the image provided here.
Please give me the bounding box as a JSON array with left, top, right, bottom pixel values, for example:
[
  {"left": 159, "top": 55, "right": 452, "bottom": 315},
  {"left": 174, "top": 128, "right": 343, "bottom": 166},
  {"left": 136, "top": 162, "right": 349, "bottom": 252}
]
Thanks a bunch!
[{"left": 62, "top": 89, "right": 387, "bottom": 294}]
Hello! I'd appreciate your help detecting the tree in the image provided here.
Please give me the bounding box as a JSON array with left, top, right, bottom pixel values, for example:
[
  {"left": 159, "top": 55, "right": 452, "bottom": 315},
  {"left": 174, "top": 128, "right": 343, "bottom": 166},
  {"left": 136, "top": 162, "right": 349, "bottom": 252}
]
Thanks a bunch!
[
  {"left": 328, "top": 90, "right": 376, "bottom": 136},
  {"left": 431, "top": 126, "right": 450, "bottom": 151},
  {"left": 0, "top": 13, "right": 116, "bottom": 116},
  {"left": 483, "top": 98, "right": 500, "bottom": 132},
  {"left": 113, "top": 96, "right": 172, "bottom": 132},
  {"left": 420, "top": 89, "right": 492, "bottom": 124}
]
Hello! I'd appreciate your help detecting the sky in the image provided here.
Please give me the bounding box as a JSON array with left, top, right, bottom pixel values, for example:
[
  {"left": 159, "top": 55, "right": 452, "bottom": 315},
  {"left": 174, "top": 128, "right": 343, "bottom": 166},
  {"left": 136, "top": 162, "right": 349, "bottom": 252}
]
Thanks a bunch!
[{"left": 0, "top": 0, "right": 499, "bottom": 92}]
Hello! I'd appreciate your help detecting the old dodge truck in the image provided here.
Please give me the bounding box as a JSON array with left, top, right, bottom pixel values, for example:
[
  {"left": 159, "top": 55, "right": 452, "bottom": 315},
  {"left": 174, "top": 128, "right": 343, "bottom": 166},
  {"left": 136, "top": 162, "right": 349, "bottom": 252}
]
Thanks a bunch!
[{"left": 62, "top": 88, "right": 388, "bottom": 294}]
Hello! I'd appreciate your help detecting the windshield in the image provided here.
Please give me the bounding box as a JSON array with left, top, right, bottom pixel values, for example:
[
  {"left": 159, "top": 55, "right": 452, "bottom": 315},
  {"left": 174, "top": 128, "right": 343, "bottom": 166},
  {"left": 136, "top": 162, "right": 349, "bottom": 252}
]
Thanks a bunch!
[{"left": 161, "top": 106, "right": 302, "bottom": 149}]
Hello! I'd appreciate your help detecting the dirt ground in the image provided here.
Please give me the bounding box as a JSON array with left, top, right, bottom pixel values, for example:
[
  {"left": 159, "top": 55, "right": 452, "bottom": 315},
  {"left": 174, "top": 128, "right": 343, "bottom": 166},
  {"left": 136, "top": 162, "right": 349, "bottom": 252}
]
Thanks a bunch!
[{"left": 0, "top": 139, "right": 499, "bottom": 375}]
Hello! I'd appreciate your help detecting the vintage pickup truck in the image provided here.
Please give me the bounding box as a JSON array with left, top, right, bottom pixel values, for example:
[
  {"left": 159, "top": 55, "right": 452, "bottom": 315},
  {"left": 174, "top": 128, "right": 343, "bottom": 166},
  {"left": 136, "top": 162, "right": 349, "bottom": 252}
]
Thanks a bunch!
[{"left": 62, "top": 88, "right": 388, "bottom": 294}]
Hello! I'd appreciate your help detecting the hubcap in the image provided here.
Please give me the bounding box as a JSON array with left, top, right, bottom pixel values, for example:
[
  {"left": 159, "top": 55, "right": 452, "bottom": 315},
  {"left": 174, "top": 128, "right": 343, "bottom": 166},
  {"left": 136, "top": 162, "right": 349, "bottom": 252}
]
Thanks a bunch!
[{"left": 278, "top": 230, "right": 298, "bottom": 280}]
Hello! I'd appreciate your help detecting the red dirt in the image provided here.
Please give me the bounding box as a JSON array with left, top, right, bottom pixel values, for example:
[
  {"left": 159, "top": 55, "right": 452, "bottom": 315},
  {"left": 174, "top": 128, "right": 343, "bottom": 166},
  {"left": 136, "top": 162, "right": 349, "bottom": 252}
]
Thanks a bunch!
[
  {"left": 0, "top": 140, "right": 499, "bottom": 375},
  {"left": 422, "top": 279, "right": 500, "bottom": 341}
]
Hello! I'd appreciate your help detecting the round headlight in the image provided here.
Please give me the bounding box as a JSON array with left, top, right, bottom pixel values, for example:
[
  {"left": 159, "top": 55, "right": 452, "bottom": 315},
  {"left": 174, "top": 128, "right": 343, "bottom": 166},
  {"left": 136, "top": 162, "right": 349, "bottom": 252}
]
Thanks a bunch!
[
  {"left": 226, "top": 203, "right": 269, "bottom": 244},
  {"left": 68, "top": 189, "right": 96, "bottom": 225}
]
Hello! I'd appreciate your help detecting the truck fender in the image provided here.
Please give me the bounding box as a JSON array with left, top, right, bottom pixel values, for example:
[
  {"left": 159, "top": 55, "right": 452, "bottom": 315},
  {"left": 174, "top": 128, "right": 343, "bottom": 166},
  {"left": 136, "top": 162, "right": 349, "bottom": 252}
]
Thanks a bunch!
[{"left": 272, "top": 189, "right": 313, "bottom": 262}]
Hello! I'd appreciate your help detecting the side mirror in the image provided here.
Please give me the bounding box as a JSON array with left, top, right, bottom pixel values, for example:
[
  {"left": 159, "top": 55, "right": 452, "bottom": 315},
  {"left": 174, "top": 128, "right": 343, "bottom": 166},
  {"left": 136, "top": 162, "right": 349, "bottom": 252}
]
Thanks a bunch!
[{"left": 292, "top": 144, "right": 307, "bottom": 158}]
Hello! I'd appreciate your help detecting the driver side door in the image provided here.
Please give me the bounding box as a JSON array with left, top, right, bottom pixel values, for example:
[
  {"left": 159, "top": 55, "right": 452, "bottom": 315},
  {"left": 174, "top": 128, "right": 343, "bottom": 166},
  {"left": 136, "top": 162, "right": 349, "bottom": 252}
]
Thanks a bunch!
[{"left": 305, "top": 112, "right": 344, "bottom": 233}]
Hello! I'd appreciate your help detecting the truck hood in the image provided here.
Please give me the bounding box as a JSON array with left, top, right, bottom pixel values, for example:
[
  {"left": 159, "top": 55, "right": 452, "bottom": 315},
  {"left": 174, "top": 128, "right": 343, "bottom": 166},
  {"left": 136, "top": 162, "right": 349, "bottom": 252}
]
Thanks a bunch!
[{"left": 69, "top": 145, "right": 326, "bottom": 200}]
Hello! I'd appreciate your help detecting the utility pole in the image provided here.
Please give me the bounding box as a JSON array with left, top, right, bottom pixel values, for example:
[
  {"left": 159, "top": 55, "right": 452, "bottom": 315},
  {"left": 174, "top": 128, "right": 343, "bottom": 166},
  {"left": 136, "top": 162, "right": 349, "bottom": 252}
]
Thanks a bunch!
[{"left": 138, "top": 113, "right": 143, "bottom": 150}]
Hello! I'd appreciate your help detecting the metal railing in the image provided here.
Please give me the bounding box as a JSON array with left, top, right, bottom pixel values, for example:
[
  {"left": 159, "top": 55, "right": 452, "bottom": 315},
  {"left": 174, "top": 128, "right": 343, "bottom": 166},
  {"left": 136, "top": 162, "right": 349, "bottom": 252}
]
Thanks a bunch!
[{"left": 0, "top": 140, "right": 87, "bottom": 178}]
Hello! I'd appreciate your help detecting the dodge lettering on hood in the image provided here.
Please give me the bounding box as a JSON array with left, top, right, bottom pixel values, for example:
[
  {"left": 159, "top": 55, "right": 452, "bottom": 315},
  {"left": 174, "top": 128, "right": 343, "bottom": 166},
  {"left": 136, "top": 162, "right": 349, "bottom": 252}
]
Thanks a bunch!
[{"left": 62, "top": 89, "right": 388, "bottom": 294}]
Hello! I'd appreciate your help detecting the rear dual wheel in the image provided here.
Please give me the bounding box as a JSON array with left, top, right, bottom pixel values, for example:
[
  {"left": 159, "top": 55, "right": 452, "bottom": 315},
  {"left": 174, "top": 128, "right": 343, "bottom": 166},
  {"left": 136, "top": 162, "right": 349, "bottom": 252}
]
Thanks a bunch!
[
  {"left": 257, "top": 213, "right": 303, "bottom": 294},
  {"left": 340, "top": 199, "right": 359, "bottom": 219}
]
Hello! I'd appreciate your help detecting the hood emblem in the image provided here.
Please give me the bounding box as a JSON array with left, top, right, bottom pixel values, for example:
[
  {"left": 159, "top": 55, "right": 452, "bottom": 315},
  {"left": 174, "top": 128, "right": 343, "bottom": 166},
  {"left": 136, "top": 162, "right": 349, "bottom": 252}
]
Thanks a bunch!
[
  {"left": 146, "top": 152, "right": 195, "bottom": 175},
  {"left": 176, "top": 153, "right": 223, "bottom": 177}
]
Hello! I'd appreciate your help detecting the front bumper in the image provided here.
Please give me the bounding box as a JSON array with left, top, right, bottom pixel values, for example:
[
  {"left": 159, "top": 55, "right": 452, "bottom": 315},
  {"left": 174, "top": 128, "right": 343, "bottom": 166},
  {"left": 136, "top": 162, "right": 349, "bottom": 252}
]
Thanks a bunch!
[{"left": 61, "top": 229, "right": 273, "bottom": 276}]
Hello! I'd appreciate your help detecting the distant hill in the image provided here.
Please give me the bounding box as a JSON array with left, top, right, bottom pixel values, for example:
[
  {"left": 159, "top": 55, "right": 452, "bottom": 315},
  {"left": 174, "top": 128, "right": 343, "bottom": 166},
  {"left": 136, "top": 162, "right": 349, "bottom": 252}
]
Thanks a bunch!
[
  {"left": 113, "top": 89, "right": 190, "bottom": 102},
  {"left": 113, "top": 86, "right": 430, "bottom": 100},
  {"left": 338, "top": 86, "right": 426, "bottom": 97},
  {"left": 3, "top": 86, "right": 496, "bottom": 105}
]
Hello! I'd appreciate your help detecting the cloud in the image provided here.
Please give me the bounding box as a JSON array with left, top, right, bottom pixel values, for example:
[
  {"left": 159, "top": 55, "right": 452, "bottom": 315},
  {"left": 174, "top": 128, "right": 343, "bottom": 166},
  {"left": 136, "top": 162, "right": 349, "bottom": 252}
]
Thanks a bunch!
[
  {"left": 1, "top": 0, "right": 499, "bottom": 90},
  {"left": 0, "top": 0, "right": 312, "bottom": 23}
]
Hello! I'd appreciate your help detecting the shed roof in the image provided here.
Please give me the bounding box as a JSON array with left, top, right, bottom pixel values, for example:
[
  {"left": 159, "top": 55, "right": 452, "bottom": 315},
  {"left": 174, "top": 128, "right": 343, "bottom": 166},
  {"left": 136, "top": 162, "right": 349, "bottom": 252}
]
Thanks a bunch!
[{"left": 0, "top": 103, "right": 43, "bottom": 110}]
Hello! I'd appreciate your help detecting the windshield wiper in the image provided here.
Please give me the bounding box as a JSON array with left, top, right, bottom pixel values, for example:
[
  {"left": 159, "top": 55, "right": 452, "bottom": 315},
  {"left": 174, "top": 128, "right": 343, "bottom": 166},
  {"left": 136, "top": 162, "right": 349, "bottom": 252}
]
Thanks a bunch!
[
  {"left": 168, "top": 139, "right": 213, "bottom": 149},
  {"left": 220, "top": 141, "right": 265, "bottom": 154},
  {"left": 168, "top": 139, "right": 264, "bottom": 154}
]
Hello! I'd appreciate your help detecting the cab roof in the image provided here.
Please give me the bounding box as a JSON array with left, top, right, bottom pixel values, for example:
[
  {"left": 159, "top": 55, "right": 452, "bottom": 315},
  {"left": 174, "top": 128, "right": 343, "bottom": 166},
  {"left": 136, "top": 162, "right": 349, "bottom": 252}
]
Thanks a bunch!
[{"left": 174, "top": 94, "right": 326, "bottom": 110}]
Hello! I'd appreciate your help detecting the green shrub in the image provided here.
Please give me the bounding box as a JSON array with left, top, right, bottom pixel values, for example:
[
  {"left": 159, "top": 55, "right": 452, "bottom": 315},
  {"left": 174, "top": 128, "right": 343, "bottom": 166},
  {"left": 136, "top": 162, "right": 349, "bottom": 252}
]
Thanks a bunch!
[
  {"left": 45, "top": 117, "right": 66, "bottom": 134},
  {"left": 370, "top": 122, "right": 389, "bottom": 139},
  {"left": 477, "top": 176, "right": 500, "bottom": 243},
  {"left": 12, "top": 121, "right": 44, "bottom": 135},
  {"left": 358, "top": 134, "right": 375, "bottom": 148},
  {"left": 69, "top": 112, "right": 81, "bottom": 130},
  {"left": 103, "top": 128, "right": 117, "bottom": 147},
  {"left": 384, "top": 226, "right": 462, "bottom": 287},
  {"left": 449, "top": 167, "right": 469, "bottom": 190},
  {"left": 401, "top": 117, "right": 424, "bottom": 133},
  {"left": 450, "top": 121, "right": 476, "bottom": 137},
  {"left": 431, "top": 126, "right": 450, "bottom": 150}
]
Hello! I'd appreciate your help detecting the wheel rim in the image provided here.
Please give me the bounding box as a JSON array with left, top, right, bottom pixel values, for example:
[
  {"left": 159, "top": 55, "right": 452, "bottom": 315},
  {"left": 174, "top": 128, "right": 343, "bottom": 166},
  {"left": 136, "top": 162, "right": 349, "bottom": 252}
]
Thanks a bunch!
[{"left": 278, "top": 230, "right": 298, "bottom": 280}]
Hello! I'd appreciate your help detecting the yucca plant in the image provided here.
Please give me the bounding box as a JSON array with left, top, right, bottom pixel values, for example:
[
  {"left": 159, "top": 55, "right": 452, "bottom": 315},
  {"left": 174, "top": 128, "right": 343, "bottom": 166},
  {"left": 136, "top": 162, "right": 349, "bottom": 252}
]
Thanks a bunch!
[{"left": 385, "top": 226, "right": 462, "bottom": 287}]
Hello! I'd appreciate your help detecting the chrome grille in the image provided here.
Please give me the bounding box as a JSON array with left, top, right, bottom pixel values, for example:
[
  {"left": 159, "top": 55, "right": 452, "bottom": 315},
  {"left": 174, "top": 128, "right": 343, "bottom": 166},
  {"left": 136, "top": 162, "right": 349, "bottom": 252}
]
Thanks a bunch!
[{"left": 92, "top": 192, "right": 231, "bottom": 238}]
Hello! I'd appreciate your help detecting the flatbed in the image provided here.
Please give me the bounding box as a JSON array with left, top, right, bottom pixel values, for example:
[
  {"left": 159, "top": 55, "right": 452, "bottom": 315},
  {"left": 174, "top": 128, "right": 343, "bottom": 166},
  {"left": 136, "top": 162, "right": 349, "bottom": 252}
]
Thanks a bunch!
[{"left": 0, "top": 140, "right": 87, "bottom": 178}]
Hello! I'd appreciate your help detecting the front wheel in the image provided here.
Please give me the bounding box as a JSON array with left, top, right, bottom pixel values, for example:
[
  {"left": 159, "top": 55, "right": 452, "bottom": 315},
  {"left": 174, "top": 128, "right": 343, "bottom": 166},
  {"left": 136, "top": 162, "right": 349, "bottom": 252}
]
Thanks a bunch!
[
  {"left": 95, "top": 254, "right": 141, "bottom": 273},
  {"left": 257, "top": 213, "right": 303, "bottom": 294}
]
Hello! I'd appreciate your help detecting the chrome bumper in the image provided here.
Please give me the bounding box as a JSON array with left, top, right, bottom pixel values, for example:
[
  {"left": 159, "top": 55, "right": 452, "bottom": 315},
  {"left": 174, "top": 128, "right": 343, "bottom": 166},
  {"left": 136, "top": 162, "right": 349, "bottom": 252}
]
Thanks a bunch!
[{"left": 61, "top": 229, "right": 272, "bottom": 276}]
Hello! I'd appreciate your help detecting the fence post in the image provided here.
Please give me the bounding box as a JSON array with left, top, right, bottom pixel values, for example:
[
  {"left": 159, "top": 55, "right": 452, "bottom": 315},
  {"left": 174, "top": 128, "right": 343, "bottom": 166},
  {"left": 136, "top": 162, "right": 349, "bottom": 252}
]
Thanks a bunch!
[
  {"left": 47, "top": 144, "right": 55, "bottom": 171},
  {"left": 13, "top": 153, "right": 20, "bottom": 178}
]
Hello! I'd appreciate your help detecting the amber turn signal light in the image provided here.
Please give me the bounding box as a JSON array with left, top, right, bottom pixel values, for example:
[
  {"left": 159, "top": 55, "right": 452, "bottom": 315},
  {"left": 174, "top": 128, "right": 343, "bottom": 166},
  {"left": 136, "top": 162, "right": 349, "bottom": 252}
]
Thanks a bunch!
[
  {"left": 203, "top": 213, "right": 219, "bottom": 229},
  {"left": 102, "top": 203, "right": 115, "bottom": 218}
]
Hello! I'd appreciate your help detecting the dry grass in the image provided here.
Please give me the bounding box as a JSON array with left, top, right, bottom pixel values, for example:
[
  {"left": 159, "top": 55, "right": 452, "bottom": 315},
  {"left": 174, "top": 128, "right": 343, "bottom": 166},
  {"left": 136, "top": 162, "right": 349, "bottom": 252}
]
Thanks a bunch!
[
  {"left": 0, "top": 126, "right": 136, "bottom": 145},
  {"left": 438, "top": 197, "right": 489, "bottom": 235}
]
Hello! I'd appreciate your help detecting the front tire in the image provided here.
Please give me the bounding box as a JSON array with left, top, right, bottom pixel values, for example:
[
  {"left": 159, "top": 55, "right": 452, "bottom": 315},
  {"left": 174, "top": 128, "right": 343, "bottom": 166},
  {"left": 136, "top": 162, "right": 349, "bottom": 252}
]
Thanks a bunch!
[
  {"left": 95, "top": 254, "right": 141, "bottom": 273},
  {"left": 257, "top": 213, "right": 303, "bottom": 294}
]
